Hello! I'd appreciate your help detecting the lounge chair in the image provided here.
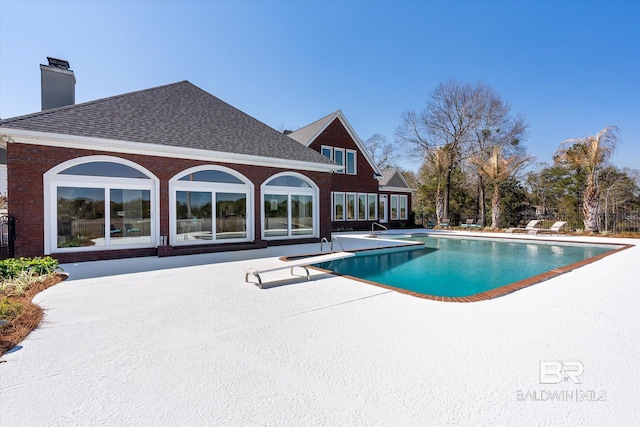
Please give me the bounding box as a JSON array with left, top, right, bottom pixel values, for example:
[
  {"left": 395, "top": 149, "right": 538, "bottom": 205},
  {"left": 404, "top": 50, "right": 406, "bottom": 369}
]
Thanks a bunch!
[
  {"left": 528, "top": 221, "right": 567, "bottom": 236},
  {"left": 505, "top": 220, "right": 540, "bottom": 234},
  {"left": 460, "top": 219, "right": 475, "bottom": 228},
  {"left": 461, "top": 219, "right": 483, "bottom": 229},
  {"left": 469, "top": 219, "right": 483, "bottom": 229},
  {"left": 244, "top": 251, "right": 355, "bottom": 288},
  {"left": 125, "top": 223, "right": 141, "bottom": 233},
  {"left": 439, "top": 219, "right": 450, "bottom": 228}
]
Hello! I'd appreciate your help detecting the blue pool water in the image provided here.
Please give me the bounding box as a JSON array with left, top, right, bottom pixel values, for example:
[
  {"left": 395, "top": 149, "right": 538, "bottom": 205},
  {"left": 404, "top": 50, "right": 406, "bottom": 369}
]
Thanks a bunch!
[{"left": 315, "top": 236, "right": 617, "bottom": 297}]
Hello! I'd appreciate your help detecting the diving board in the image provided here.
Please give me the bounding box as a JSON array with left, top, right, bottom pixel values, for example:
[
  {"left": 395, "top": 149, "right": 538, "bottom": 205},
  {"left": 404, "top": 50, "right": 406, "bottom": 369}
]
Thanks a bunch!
[{"left": 244, "top": 251, "right": 355, "bottom": 288}]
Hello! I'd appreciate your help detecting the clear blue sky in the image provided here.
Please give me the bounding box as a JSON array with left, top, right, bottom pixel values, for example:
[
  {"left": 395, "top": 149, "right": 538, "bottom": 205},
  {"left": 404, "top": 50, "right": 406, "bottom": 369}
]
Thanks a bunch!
[{"left": 1, "top": 0, "right": 639, "bottom": 172}]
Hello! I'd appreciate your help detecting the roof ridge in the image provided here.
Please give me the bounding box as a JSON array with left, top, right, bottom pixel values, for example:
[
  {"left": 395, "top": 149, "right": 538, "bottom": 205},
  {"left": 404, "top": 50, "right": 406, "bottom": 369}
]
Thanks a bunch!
[{"left": 1, "top": 81, "right": 191, "bottom": 124}]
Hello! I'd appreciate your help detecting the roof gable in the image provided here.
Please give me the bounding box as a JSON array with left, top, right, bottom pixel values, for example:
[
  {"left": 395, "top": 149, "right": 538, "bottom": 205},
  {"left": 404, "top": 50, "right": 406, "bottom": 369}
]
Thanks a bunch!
[
  {"left": 287, "top": 110, "right": 382, "bottom": 176},
  {"left": 0, "top": 81, "right": 335, "bottom": 168},
  {"left": 379, "top": 168, "right": 412, "bottom": 190}
]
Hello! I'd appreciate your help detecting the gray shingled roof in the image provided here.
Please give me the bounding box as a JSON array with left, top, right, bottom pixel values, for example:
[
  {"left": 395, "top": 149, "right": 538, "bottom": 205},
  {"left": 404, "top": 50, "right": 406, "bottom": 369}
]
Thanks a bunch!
[
  {"left": 287, "top": 111, "right": 338, "bottom": 146},
  {"left": 0, "top": 81, "right": 335, "bottom": 166},
  {"left": 378, "top": 168, "right": 410, "bottom": 188}
]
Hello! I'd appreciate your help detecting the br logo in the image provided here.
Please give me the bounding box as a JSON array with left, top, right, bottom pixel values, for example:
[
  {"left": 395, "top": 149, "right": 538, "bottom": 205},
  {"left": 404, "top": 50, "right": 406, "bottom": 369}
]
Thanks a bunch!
[{"left": 539, "top": 361, "right": 584, "bottom": 384}]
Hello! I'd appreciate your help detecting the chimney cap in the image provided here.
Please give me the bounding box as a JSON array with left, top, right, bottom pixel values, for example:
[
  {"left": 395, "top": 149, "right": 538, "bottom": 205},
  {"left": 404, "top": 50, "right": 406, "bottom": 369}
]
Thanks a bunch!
[{"left": 47, "top": 57, "right": 70, "bottom": 69}]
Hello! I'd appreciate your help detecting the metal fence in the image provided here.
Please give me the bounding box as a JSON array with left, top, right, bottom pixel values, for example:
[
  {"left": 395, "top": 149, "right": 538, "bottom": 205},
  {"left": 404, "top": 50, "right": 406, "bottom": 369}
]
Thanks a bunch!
[
  {"left": 0, "top": 215, "right": 16, "bottom": 259},
  {"left": 414, "top": 209, "right": 640, "bottom": 232}
]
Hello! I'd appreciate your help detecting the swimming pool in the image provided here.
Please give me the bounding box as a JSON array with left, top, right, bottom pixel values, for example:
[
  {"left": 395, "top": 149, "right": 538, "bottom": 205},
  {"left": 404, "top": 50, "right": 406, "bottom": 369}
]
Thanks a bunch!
[{"left": 314, "top": 235, "right": 627, "bottom": 301}]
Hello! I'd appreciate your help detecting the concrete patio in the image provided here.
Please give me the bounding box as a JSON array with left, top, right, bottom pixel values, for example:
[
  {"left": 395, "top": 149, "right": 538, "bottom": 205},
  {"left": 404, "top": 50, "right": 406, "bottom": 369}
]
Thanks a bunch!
[{"left": 0, "top": 231, "right": 638, "bottom": 425}]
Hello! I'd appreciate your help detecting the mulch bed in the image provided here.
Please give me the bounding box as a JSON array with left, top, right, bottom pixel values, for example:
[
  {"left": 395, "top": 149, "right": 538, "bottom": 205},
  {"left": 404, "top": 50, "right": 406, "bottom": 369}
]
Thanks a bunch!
[{"left": 0, "top": 272, "right": 68, "bottom": 357}]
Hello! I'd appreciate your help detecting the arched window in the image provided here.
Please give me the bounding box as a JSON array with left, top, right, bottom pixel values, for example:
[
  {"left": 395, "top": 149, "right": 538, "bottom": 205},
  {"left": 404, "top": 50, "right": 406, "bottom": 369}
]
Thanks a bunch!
[
  {"left": 262, "top": 173, "right": 318, "bottom": 239},
  {"left": 169, "top": 166, "right": 253, "bottom": 245},
  {"left": 44, "top": 156, "right": 159, "bottom": 254}
]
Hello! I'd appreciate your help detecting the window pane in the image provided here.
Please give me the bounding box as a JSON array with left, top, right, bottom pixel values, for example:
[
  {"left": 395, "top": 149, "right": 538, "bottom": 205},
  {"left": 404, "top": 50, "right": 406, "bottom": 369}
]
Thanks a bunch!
[
  {"left": 391, "top": 195, "right": 398, "bottom": 220},
  {"left": 110, "top": 189, "right": 151, "bottom": 245},
  {"left": 57, "top": 187, "right": 105, "bottom": 248},
  {"left": 334, "top": 193, "right": 344, "bottom": 221},
  {"left": 178, "top": 170, "right": 243, "bottom": 184},
  {"left": 291, "top": 195, "right": 313, "bottom": 236},
  {"left": 347, "top": 194, "right": 356, "bottom": 220},
  {"left": 358, "top": 194, "right": 366, "bottom": 220},
  {"left": 346, "top": 151, "right": 356, "bottom": 175},
  {"left": 216, "top": 193, "right": 247, "bottom": 239},
  {"left": 176, "top": 191, "right": 213, "bottom": 240},
  {"left": 379, "top": 196, "right": 386, "bottom": 221},
  {"left": 334, "top": 150, "right": 344, "bottom": 174},
  {"left": 266, "top": 176, "right": 311, "bottom": 188},
  {"left": 60, "top": 162, "right": 149, "bottom": 179},
  {"left": 321, "top": 146, "right": 332, "bottom": 159},
  {"left": 400, "top": 196, "right": 407, "bottom": 220},
  {"left": 368, "top": 194, "right": 377, "bottom": 219},
  {"left": 264, "top": 194, "right": 288, "bottom": 237}
]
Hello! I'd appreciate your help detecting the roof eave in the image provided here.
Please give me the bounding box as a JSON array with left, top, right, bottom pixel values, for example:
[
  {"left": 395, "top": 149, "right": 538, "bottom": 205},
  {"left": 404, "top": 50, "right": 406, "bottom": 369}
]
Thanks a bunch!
[
  {"left": 379, "top": 185, "right": 416, "bottom": 193},
  {"left": 1, "top": 128, "right": 340, "bottom": 173}
]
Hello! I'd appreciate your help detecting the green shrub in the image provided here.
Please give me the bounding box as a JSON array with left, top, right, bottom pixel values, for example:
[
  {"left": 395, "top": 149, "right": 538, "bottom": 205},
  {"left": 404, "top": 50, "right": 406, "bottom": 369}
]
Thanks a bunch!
[
  {"left": 0, "top": 297, "right": 23, "bottom": 321},
  {"left": 0, "top": 256, "right": 61, "bottom": 280}
]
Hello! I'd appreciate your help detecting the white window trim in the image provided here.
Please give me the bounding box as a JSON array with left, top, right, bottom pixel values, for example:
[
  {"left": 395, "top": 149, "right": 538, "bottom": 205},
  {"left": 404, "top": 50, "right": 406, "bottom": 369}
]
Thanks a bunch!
[
  {"left": 388, "top": 194, "right": 408, "bottom": 220},
  {"left": 43, "top": 155, "right": 159, "bottom": 254},
  {"left": 357, "top": 193, "right": 367, "bottom": 220},
  {"left": 332, "top": 192, "right": 345, "bottom": 221},
  {"left": 399, "top": 194, "right": 408, "bottom": 220},
  {"left": 379, "top": 194, "right": 388, "bottom": 223},
  {"left": 346, "top": 149, "right": 357, "bottom": 175},
  {"left": 169, "top": 165, "right": 254, "bottom": 246},
  {"left": 321, "top": 145, "right": 333, "bottom": 160},
  {"left": 390, "top": 194, "right": 399, "bottom": 220},
  {"left": 334, "top": 148, "right": 345, "bottom": 174},
  {"left": 345, "top": 192, "right": 357, "bottom": 221},
  {"left": 261, "top": 172, "right": 319, "bottom": 240},
  {"left": 368, "top": 193, "right": 378, "bottom": 221}
]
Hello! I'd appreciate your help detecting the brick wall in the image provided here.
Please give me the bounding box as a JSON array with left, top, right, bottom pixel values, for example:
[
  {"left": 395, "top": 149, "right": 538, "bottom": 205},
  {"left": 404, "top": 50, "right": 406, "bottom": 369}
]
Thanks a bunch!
[
  {"left": 7, "top": 143, "right": 332, "bottom": 262},
  {"left": 305, "top": 118, "right": 415, "bottom": 229},
  {"left": 308, "top": 118, "right": 379, "bottom": 193}
]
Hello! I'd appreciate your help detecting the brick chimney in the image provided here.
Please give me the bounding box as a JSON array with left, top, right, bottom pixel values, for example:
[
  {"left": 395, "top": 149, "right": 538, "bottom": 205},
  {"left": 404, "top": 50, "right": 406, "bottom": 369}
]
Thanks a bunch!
[{"left": 40, "top": 57, "right": 76, "bottom": 111}]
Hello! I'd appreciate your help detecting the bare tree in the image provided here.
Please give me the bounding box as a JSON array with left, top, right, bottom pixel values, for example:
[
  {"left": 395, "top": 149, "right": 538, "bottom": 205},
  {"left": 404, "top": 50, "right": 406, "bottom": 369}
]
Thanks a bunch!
[
  {"left": 396, "top": 80, "right": 480, "bottom": 220},
  {"left": 555, "top": 126, "right": 621, "bottom": 232},
  {"left": 396, "top": 80, "right": 529, "bottom": 222},
  {"left": 363, "top": 133, "right": 402, "bottom": 169}
]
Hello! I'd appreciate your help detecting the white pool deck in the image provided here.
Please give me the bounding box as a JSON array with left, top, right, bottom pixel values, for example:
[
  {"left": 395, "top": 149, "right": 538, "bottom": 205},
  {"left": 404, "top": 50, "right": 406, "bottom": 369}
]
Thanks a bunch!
[{"left": 0, "top": 230, "right": 638, "bottom": 425}]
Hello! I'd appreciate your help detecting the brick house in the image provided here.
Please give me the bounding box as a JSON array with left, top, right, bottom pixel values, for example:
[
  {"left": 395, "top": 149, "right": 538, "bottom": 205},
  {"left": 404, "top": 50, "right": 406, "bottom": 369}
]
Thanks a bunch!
[
  {"left": 0, "top": 75, "right": 339, "bottom": 262},
  {"left": 287, "top": 111, "right": 414, "bottom": 230}
]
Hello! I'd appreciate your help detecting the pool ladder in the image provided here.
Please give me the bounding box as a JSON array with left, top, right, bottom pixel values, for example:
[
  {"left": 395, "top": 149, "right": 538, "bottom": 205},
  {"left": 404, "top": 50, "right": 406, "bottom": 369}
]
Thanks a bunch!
[
  {"left": 372, "top": 222, "right": 387, "bottom": 234},
  {"left": 320, "top": 236, "right": 345, "bottom": 253}
]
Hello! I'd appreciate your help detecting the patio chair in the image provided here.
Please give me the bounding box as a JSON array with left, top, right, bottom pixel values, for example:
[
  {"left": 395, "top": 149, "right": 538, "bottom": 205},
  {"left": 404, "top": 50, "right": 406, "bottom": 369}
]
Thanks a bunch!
[
  {"left": 460, "top": 219, "right": 475, "bottom": 228},
  {"left": 528, "top": 221, "right": 567, "bottom": 236},
  {"left": 469, "top": 219, "right": 484, "bottom": 229},
  {"left": 125, "top": 223, "right": 141, "bottom": 233},
  {"left": 505, "top": 220, "right": 540, "bottom": 234}
]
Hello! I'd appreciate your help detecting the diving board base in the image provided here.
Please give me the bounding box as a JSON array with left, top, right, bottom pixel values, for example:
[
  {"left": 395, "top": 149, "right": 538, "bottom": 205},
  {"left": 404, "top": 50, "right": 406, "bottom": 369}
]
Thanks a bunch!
[{"left": 244, "top": 251, "right": 355, "bottom": 288}]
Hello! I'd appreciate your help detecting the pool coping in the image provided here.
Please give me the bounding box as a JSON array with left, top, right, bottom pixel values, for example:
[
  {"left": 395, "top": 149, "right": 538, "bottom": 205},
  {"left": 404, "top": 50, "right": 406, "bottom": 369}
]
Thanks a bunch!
[{"left": 290, "top": 236, "right": 634, "bottom": 303}]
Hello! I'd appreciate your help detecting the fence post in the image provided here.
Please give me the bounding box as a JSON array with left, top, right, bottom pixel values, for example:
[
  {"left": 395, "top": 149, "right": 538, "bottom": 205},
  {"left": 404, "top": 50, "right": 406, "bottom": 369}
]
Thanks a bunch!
[{"left": 8, "top": 216, "right": 16, "bottom": 258}]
